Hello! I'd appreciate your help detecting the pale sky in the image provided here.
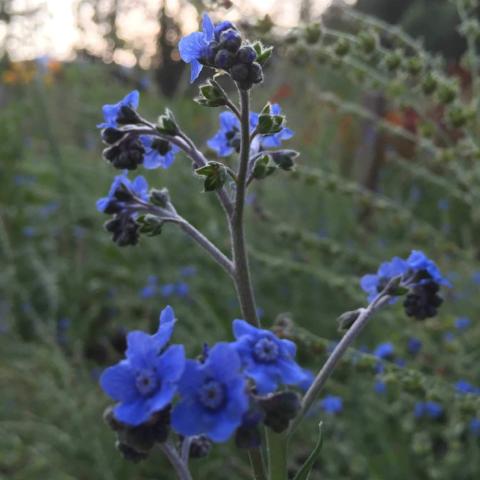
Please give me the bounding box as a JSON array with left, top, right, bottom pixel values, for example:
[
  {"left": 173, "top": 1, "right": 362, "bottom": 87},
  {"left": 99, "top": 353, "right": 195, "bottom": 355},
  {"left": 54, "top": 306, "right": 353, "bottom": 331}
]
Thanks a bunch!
[{"left": 8, "top": 0, "right": 354, "bottom": 64}]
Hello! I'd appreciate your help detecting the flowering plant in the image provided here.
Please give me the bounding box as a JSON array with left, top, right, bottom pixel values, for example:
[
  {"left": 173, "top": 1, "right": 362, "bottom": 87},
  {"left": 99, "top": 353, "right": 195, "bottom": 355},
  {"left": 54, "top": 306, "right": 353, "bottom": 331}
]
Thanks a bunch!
[{"left": 94, "top": 12, "right": 450, "bottom": 480}]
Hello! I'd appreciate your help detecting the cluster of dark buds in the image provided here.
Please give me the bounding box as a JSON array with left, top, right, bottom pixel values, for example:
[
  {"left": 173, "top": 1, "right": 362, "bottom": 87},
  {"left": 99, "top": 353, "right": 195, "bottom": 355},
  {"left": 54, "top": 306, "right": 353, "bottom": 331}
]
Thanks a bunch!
[
  {"left": 100, "top": 306, "right": 311, "bottom": 462},
  {"left": 360, "top": 250, "right": 450, "bottom": 320},
  {"left": 179, "top": 13, "right": 271, "bottom": 90}
]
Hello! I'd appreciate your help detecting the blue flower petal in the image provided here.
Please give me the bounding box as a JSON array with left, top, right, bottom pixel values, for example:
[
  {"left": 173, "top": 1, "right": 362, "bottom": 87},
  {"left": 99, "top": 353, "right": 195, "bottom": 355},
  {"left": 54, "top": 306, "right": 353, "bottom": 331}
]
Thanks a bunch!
[
  {"left": 201, "top": 13, "right": 215, "bottom": 41},
  {"left": 100, "top": 361, "right": 137, "bottom": 402},
  {"left": 114, "top": 398, "right": 151, "bottom": 426}
]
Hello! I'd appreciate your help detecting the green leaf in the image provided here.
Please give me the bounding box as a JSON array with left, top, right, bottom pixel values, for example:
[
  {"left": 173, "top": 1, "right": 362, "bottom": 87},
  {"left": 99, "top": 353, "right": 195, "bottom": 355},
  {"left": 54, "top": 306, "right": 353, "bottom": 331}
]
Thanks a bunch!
[
  {"left": 292, "top": 423, "right": 324, "bottom": 480},
  {"left": 194, "top": 80, "right": 228, "bottom": 108}
]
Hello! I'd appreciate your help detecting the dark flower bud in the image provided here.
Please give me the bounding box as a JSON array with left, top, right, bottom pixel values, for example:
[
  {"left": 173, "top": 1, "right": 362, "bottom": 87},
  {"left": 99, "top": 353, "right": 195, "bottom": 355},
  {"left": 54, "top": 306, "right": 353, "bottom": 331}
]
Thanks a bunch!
[
  {"left": 237, "top": 46, "right": 257, "bottom": 64},
  {"left": 116, "top": 441, "right": 148, "bottom": 463},
  {"left": 235, "top": 410, "right": 264, "bottom": 449},
  {"left": 248, "top": 62, "right": 263, "bottom": 84},
  {"left": 103, "top": 405, "right": 124, "bottom": 432},
  {"left": 220, "top": 29, "right": 242, "bottom": 52},
  {"left": 113, "top": 182, "right": 135, "bottom": 202},
  {"left": 119, "top": 423, "right": 156, "bottom": 452},
  {"left": 189, "top": 435, "right": 213, "bottom": 459},
  {"left": 150, "top": 407, "right": 171, "bottom": 443},
  {"left": 109, "top": 327, "right": 127, "bottom": 354},
  {"left": 151, "top": 138, "right": 172, "bottom": 156},
  {"left": 105, "top": 215, "right": 140, "bottom": 247},
  {"left": 204, "top": 41, "right": 220, "bottom": 65},
  {"left": 404, "top": 280, "right": 443, "bottom": 320},
  {"left": 103, "top": 136, "right": 145, "bottom": 170},
  {"left": 117, "top": 105, "right": 142, "bottom": 125},
  {"left": 230, "top": 63, "right": 250, "bottom": 81},
  {"left": 215, "top": 49, "right": 235, "bottom": 69},
  {"left": 260, "top": 391, "right": 301, "bottom": 433},
  {"left": 102, "top": 127, "right": 127, "bottom": 145}
]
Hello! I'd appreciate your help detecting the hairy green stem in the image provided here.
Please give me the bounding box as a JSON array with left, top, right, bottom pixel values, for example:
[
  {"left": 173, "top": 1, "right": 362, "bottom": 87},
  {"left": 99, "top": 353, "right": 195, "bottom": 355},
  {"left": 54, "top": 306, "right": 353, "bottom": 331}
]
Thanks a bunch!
[
  {"left": 160, "top": 441, "right": 193, "bottom": 480},
  {"left": 289, "top": 293, "right": 391, "bottom": 435},
  {"left": 231, "top": 88, "right": 260, "bottom": 328},
  {"left": 267, "top": 431, "right": 288, "bottom": 480},
  {"left": 248, "top": 448, "right": 268, "bottom": 480}
]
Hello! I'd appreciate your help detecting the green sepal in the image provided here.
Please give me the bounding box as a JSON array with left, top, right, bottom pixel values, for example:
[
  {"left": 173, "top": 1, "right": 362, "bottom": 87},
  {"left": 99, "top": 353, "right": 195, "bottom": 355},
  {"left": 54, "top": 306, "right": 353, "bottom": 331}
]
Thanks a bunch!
[
  {"left": 149, "top": 188, "right": 170, "bottom": 208},
  {"left": 336, "top": 309, "right": 362, "bottom": 332},
  {"left": 257, "top": 113, "right": 285, "bottom": 135},
  {"left": 292, "top": 422, "right": 324, "bottom": 480},
  {"left": 252, "top": 41, "right": 273, "bottom": 65},
  {"left": 137, "top": 214, "right": 163, "bottom": 237},
  {"left": 195, "top": 161, "right": 228, "bottom": 192},
  {"left": 252, "top": 155, "right": 277, "bottom": 179},
  {"left": 157, "top": 108, "right": 178, "bottom": 135},
  {"left": 194, "top": 80, "right": 228, "bottom": 108}
]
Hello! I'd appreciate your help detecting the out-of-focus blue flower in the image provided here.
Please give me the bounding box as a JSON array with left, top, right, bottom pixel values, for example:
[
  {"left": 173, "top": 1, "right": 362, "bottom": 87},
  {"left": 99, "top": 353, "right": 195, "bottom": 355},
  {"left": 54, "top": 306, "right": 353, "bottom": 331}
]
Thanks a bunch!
[
  {"left": 470, "top": 418, "right": 480, "bottom": 436},
  {"left": 38, "top": 201, "right": 60, "bottom": 218},
  {"left": 298, "top": 369, "right": 314, "bottom": 392},
  {"left": 472, "top": 271, "right": 480, "bottom": 285},
  {"left": 139, "top": 275, "right": 158, "bottom": 299},
  {"left": 140, "top": 136, "right": 179, "bottom": 170},
  {"left": 443, "top": 331, "right": 455, "bottom": 343},
  {"left": 97, "top": 90, "right": 139, "bottom": 129},
  {"left": 207, "top": 105, "right": 293, "bottom": 157},
  {"left": 454, "top": 380, "right": 480, "bottom": 395},
  {"left": 409, "top": 185, "right": 422, "bottom": 202},
  {"left": 407, "top": 337, "right": 422, "bottom": 355},
  {"left": 22, "top": 226, "right": 37, "bottom": 238},
  {"left": 180, "top": 265, "right": 197, "bottom": 277},
  {"left": 414, "top": 401, "right": 443, "bottom": 419},
  {"left": 454, "top": 317, "right": 471, "bottom": 330},
  {"left": 232, "top": 319, "right": 306, "bottom": 394},
  {"left": 360, "top": 257, "right": 408, "bottom": 302},
  {"left": 320, "top": 395, "right": 343, "bottom": 414},
  {"left": 374, "top": 380, "right": 386, "bottom": 395},
  {"left": 96, "top": 174, "right": 149, "bottom": 214},
  {"left": 171, "top": 342, "right": 249, "bottom": 442},
  {"left": 437, "top": 198, "right": 449, "bottom": 211},
  {"left": 100, "top": 306, "right": 184, "bottom": 426},
  {"left": 178, "top": 13, "right": 215, "bottom": 82},
  {"left": 373, "top": 342, "right": 394, "bottom": 360},
  {"left": 395, "top": 358, "right": 406, "bottom": 368},
  {"left": 160, "top": 282, "right": 190, "bottom": 298}
]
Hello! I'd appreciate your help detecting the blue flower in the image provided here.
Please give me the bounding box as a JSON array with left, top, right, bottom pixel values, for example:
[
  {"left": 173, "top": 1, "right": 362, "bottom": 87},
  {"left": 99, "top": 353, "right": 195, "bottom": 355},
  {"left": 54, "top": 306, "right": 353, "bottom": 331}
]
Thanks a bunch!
[
  {"left": 171, "top": 342, "right": 249, "bottom": 442},
  {"left": 96, "top": 174, "right": 149, "bottom": 214},
  {"left": 407, "top": 337, "right": 422, "bottom": 355},
  {"left": 231, "top": 319, "right": 306, "bottom": 394},
  {"left": 139, "top": 275, "right": 158, "bottom": 299},
  {"left": 100, "top": 306, "right": 185, "bottom": 426},
  {"left": 207, "top": 105, "right": 294, "bottom": 157},
  {"left": 97, "top": 90, "right": 140, "bottom": 128},
  {"left": 373, "top": 342, "right": 394, "bottom": 360},
  {"left": 454, "top": 317, "right": 471, "bottom": 330},
  {"left": 140, "top": 136, "right": 179, "bottom": 170},
  {"left": 414, "top": 401, "right": 443, "bottom": 419},
  {"left": 454, "top": 380, "right": 480, "bottom": 395},
  {"left": 374, "top": 380, "right": 386, "bottom": 395},
  {"left": 320, "top": 395, "right": 343, "bottom": 414},
  {"left": 178, "top": 13, "right": 215, "bottom": 82},
  {"left": 443, "top": 331, "right": 455, "bottom": 342},
  {"left": 406, "top": 251, "right": 450, "bottom": 286},
  {"left": 470, "top": 418, "right": 480, "bottom": 436},
  {"left": 360, "top": 257, "right": 408, "bottom": 302}
]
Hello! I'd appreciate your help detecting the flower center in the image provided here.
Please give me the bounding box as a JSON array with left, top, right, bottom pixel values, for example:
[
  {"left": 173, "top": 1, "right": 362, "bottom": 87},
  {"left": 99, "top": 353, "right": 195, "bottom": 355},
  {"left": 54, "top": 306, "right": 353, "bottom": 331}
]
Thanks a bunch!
[
  {"left": 135, "top": 369, "right": 158, "bottom": 396},
  {"left": 226, "top": 127, "right": 241, "bottom": 152},
  {"left": 253, "top": 337, "right": 279, "bottom": 363},
  {"left": 198, "top": 379, "right": 225, "bottom": 410}
]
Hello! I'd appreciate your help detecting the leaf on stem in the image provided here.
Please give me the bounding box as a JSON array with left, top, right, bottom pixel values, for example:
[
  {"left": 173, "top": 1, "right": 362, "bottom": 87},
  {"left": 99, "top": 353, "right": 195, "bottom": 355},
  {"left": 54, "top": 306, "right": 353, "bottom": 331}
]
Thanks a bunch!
[
  {"left": 292, "top": 422, "right": 324, "bottom": 480},
  {"left": 195, "top": 161, "right": 229, "bottom": 192}
]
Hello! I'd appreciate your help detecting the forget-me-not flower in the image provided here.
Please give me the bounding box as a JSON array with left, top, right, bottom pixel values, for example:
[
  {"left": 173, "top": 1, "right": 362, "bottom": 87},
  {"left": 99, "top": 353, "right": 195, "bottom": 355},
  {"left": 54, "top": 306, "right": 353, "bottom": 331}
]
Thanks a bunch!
[
  {"left": 96, "top": 174, "right": 149, "bottom": 214},
  {"left": 97, "top": 90, "right": 140, "bottom": 129}
]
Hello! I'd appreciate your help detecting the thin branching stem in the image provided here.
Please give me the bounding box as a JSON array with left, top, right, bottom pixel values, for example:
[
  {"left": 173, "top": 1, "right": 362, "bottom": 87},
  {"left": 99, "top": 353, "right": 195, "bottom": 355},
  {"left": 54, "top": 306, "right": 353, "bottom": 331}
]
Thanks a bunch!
[{"left": 160, "top": 441, "right": 193, "bottom": 480}]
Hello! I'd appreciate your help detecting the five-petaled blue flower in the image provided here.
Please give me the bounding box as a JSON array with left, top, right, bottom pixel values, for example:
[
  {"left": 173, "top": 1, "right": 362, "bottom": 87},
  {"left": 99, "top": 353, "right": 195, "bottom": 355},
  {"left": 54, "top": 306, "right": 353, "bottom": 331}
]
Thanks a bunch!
[
  {"left": 171, "top": 342, "right": 249, "bottom": 442},
  {"left": 320, "top": 395, "right": 343, "bottom": 414},
  {"left": 141, "top": 136, "right": 179, "bottom": 170},
  {"left": 178, "top": 13, "right": 215, "bottom": 82},
  {"left": 96, "top": 174, "right": 149, "bottom": 214},
  {"left": 406, "top": 250, "right": 450, "bottom": 287},
  {"left": 100, "top": 306, "right": 185, "bottom": 426},
  {"left": 231, "top": 319, "right": 306, "bottom": 394},
  {"left": 407, "top": 337, "right": 422, "bottom": 355},
  {"left": 454, "top": 380, "right": 480, "bottom": 395},
  {"left": 207, "top": 105, "right": 293, "bottom": 157},
  {"left": 454, "top": 317, "right": 471, "bottom": 330},
  {"left": 97, "top": 90, "right": 140, "bottom": 129}
]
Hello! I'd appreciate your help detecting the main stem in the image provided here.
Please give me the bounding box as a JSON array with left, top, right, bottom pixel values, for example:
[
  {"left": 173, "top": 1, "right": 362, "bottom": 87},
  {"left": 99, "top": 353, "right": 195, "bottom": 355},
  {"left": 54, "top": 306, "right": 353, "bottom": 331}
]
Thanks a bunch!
[{"left": 231, "top": 89, "right": 260, "bottom": 328}]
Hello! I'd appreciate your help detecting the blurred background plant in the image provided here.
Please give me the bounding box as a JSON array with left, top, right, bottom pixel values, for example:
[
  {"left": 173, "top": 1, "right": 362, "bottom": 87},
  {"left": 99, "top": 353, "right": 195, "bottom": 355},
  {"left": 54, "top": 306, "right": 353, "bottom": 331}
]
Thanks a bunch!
[{"left": 1, "top": 0, "right": 480, "bottom": 478}]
